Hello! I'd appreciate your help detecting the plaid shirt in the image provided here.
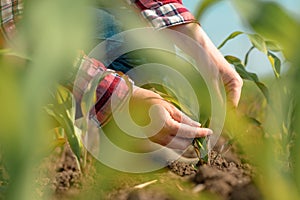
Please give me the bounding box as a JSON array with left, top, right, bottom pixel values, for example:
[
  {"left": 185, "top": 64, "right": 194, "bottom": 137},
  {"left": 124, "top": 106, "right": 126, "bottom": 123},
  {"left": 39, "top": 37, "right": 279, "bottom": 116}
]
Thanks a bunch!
[
  {"left": 73, "top": 54, "right": 133, "bottom": 126},
  {"left": 0, "top": 0, "right": 23, "bottom": 45},
  {"left": 132, "top": 0, "right": 196, "bottom": 29},
  {"left": 0, "top": 0, "right": 133, "bottom": 126}
]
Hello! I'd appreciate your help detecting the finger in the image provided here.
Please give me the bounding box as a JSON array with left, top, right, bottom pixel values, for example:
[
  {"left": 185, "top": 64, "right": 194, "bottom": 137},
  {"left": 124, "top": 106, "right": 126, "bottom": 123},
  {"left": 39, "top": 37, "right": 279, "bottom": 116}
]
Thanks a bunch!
[
  {"left": 165, "top": 136, "right": 193, "bottom": 150},
  {"left": 168, "top": 105, "right": 201, "bottom": 127},
  {"left": 227, "top": 89, "right": 241, "bottom": 108},
  {"left": 225, "top": 77, "right": 243, "bottom": 107},
  {"left": 177, "top": 124, "right": 213, "bottom": 138},
  {"left": 232, "top": 90, "right": 242, "bottom": 107},
  {"left": 168, "top": 120, "right": 213, "bottom": 138},
  {"left": 148, "top": 125, "right": 195, "bottom": 150}
]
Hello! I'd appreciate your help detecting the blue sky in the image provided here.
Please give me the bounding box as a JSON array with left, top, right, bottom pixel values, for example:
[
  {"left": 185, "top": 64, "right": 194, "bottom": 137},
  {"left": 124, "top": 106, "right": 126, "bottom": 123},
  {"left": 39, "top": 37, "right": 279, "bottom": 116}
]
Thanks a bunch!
[{"left": 182, "top": 0, "right": 300, "bottom": 77}]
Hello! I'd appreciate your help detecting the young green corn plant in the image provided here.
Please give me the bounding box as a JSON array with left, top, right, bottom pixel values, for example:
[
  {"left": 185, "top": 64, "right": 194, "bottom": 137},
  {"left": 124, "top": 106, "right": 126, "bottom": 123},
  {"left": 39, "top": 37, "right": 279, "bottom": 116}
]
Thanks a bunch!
[
  {"left": 193, "top": 0, "right": 283, "bottom": 166},
  {"left": 45, "top": 85, "right": 86, "bottom": 170},
  {"left": 218, "top": 30, "right": 286, "bottom": 149},
  {"left": 193, "top": 30, "right": 283, "bottom": 165},
  {"left": 192, "top": 118, "right": 210, "bottom": 164},
  {"left": 219, "top": 31, "right": 283, "bottom": 102}
]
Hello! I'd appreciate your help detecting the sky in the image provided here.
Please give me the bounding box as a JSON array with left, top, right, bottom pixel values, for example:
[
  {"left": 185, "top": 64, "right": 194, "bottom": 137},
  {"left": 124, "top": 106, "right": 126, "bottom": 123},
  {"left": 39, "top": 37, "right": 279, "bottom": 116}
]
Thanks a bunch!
[{"left": 182, "top": 0, "right": 300, "bottom": 77}]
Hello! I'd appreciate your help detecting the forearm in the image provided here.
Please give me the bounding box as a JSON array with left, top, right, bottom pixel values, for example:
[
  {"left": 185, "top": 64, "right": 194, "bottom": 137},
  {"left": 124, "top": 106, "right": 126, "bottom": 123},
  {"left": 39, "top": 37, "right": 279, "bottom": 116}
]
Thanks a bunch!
[
  {"left": 169, "top": 23, "right": 233, "bottom": 75},
  {"left": 169, "top": 22, "right": 243, "bottom": 106}
]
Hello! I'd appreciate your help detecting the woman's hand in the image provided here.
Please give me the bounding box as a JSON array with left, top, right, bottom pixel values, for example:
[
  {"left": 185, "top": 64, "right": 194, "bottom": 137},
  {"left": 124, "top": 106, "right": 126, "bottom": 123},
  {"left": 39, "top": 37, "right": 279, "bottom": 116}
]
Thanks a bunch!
[
  {"left": 129, "top": 87, "right": 213, "bottom": 150},
  {"left": 169, "top": 23, "right": 243, "bottom": 107}
]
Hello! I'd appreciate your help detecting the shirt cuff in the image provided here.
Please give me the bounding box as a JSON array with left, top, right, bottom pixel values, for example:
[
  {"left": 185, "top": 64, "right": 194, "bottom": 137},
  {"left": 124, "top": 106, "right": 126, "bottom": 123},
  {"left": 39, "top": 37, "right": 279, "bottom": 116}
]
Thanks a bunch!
[
  {"left": 73, "top": 54, "right": 134, "bottom": 126},
  {"left": 139, "top": 3, "right": 197, "bottom": 29}
]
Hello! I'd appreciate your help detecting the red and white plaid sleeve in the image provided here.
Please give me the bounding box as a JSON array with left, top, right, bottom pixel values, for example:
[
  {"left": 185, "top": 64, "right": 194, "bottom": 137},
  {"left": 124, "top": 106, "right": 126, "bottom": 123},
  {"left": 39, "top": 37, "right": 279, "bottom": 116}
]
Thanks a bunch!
[
  {"left": 1, "top": 1, "right": 132, "bottom": 127},
  {"left": 0, "top": 0, "right": 23, "bottom": 45},
  {"left": 132, "top": 0, "right": 197, "bottom": 29},
  {"left": 73, "top": 54, "right": 134, "bottom": 126}
]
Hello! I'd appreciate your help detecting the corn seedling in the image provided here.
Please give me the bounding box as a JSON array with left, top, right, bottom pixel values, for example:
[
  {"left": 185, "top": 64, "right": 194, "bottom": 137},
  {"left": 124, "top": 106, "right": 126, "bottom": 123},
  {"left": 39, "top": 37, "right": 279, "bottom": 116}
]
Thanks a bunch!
[
  {"left": 219, "top": 31, "right": 283, "bottom": 102},
  {"left": 193, "top": 118, "right": 210, "bottom": 165},
  {"left": 45, "top": 85, "right": 86, "bottom": 170}
]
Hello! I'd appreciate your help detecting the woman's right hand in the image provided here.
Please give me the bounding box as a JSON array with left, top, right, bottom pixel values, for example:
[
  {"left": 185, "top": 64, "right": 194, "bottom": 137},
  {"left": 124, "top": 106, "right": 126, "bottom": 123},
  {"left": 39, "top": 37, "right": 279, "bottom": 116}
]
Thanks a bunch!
[{"left": 129, "top": 87, "right": 213, "bottom": 150}]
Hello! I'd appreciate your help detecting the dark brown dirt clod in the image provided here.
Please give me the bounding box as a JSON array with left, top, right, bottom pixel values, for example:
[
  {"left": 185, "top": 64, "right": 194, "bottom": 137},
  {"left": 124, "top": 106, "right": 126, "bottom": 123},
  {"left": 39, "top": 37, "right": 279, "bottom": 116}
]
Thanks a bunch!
[
  {"left": 54, "top": 147, "right": 81, "bottom": 193},
  {"left": 230, "top": 183, "right": 263, "bottom": 200},
  {"left": 127, "top": 189, "right": 172, "bottom": 200},
  {"left": 191, "top": 150, "right": 261, "bottom": 199},
  {"left": 167, "top": 160, "right": 197, "bottom": 176}
]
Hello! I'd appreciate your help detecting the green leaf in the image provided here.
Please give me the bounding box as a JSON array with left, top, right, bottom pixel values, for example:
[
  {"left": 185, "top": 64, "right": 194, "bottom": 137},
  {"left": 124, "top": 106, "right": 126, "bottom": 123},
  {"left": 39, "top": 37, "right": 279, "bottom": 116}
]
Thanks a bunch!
[
  {"left": 245, "top": 34, "right": 282, "bottom": 79},
  {"left": 235, "top": 65, "right": 259, "bottom": 82},
  {"left": 244, "top": 46, "right": 255, "bottom": 66},
  {"left": 56, "top": 85, "right": 72, "bottom": 104},
  {"left": 225, "top": 55, "right": 269, "bottom": 101},
  {"left": 218, "top": 31, "right": 244, "bottom": 49},
  {"left": 245, "top": 116, "right": 262, "bottom": 126},
  {"left": 266, "top": 40, "right": 282, "bottom": 52},
  {"left": 195, "top": 0, "right": 223, "bottom": 20},
  {"left": 0, "top": 49, "right": 12, "bottom": 55},
  {"left": 196, "top": 138, "right": 205, "bottom": 151},
  {"left": 56, "top": 86, "right": 76, "bottom": 120},
  {"left": 44, "top": 104, "right": 57, "bottom": 118},
  {"left": 193, "top": 118, "right": 210, "bottom": 162},
  {"left": 54, "top": 127, "right": 65, "bottom": 138},
  {"left": 59, "top": 108, "right": 82, "bottom": 161},
  {"left": 47, "top": 85, "right": 83, "bottom": 162},
  {"left": 202, "top": 118, "right": 211, "bottom": 128},
  {"left": 193, "top": 137, "right": 208, "bottom": 161},
  {"left": 47, "top": 102, "right": 82, "bottom": 161},
  {"left": 255, "top": 81, "right": 270, "bottom": 102},
  {"left": 237, "top": 2, "right": 299, "bottom": 60},
  {"left": 0, "top": 48, "right": 31, "bottom": 60},
  {"left": 199, "top": 137, "right": 208, "bottom": 161},
  {"left": 225, "top": 55, "right": 243, "bottom": 65},
  {"left": 247, "top": 34, "right": 268, "bottom": 54},
  {"left": 49, "top": 138, "right": 66, "bottom": 152},
  {"left": 225, "top": 55, "right": 258, "bottom": 82},
  {"left": 267, "top": 52, "right": 281, "bottom": 78}
]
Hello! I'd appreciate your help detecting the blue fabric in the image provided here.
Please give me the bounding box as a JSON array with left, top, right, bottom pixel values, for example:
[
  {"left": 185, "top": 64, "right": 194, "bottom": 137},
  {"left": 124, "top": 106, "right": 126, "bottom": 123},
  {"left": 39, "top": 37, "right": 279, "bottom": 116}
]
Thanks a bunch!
[
  {"left": 91, "top": 8, "right": 146, "bottom": 73},
  {"left": 92, "top": 8, "right": 122, "bottom": 41}
]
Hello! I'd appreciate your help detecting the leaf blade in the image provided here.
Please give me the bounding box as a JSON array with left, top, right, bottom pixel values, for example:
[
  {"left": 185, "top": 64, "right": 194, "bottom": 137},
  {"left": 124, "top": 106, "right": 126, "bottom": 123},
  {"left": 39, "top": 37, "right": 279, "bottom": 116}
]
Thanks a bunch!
[
  {"left": 225, "top": 55, "right": 269, "bottom": 101},
  {"left": 218, "top": 31, "right": 244, "bottom": 49},
  {"left": 244, "top": 46, "right": 255, "bottom": 66},
  {"left": 247, "top": 34, "right": 268, "bottom": 54},
  {"left": 267, "top": 52, "right": 281, "bottom": 78},
  {"left": 266, "top": 40, "right": 282, "bottom": 52}
]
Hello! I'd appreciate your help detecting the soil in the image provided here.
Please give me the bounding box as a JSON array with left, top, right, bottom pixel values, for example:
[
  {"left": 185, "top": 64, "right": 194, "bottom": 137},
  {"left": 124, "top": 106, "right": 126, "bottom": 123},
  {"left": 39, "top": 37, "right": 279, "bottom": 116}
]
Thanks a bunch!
[
  {"left": 54, "top": 147, "right": 81, "bottom": 193},
  {"left": 166, "top": 149, "right": 260, "bottom": 200},
  {"left": 34, "top": 145, "right": 82, "bottom": 199},
  {"left": 167, "top": 160, "right": 197, "bottom": 177},
  {"left": 192, "top": 151, "right": 259, "bottom": 200},
  {"left": 1, "top": 137, "right": 262, "bottom": 200},
  {"left": 104, "top": 137, "right": 262, "bottom": 200}
]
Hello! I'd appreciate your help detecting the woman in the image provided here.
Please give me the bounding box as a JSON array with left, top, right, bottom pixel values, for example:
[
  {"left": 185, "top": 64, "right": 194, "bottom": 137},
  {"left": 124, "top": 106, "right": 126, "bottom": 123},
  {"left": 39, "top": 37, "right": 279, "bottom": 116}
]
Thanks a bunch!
[{"left": 0, "top": 0, "right": 212, "bottom": 150}]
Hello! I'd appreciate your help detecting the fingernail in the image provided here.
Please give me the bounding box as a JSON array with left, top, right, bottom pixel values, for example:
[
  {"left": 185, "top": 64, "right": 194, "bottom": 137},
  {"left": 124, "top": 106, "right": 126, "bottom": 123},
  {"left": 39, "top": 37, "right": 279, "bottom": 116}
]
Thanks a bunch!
[{"left": 207, "top": 129, "right": 213, "bottom": 135}]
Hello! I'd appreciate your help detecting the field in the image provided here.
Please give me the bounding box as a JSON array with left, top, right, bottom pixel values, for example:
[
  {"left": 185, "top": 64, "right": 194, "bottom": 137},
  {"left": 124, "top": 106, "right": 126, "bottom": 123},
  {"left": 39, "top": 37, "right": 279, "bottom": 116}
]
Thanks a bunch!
[
  {"left": 30, "top": 135, "right": 261, "bottom": 200},
  {"left": 1, "top": 1, "right": 300, "bottom": 200}
]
